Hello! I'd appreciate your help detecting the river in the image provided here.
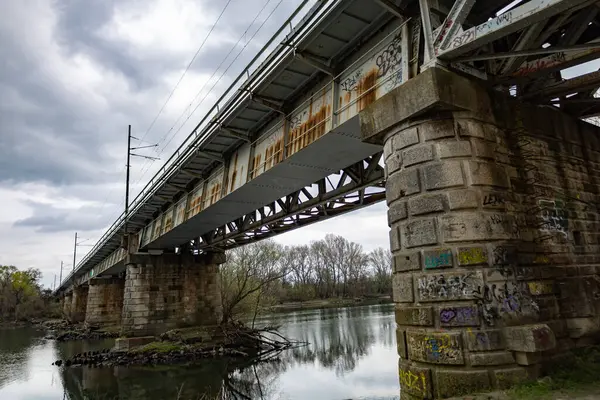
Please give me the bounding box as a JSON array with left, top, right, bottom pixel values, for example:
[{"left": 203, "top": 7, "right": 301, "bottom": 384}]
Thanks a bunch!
[{"left": 0, "top": 303, "right": 399, "bottom": 400}]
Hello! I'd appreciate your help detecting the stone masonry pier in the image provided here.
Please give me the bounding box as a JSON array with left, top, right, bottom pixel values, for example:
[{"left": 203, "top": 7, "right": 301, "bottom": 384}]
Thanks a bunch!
[
  {"left": 121, "top": 252, "right": 224, "bottom": 337},
  {"left": 70, "top": 285, "right": 88, "bottom": 323},
  {"left": 85, "top": 278, "right": 125, "bottom": 327},
  {"left": 361, "top": 67, "right": 600, "bottom": 399},
  {"left": 62, "top": 292, "right": 72, "bottom": 320}
]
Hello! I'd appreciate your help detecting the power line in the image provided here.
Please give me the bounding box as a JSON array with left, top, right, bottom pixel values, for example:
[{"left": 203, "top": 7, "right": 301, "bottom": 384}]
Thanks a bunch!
[
  {"left": 154, "top": 0, "right": 274, "bottom": 154},
  {"left": 82, "top": 2, "right": 234, "bottom": 242},
  {"left": 136, "top": 0, "right": 234, "bottom": 146},
  {"left": 132, "top": 0, "right": 284, "bottom": 188},
  {"left": 133, "top": 0, "right": 276, "bottom": 187}
]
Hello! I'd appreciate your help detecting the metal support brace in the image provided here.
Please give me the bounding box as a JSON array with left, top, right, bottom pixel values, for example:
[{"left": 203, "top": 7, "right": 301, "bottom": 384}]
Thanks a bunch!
[
  {"left": 401, "top": 22, "right": 410, "bottom": 82},
  {"left": 522, "top": 70, "right": 600, "bottom": 101},
  {"left": 220, "top": 158, "right": 230, "bottom": 199},
  {"left": 433, "top": 0, "right": 475, "bottom": 52},
  {"left": 181, "top": 169, "right": 204, "bottom": 179},
  {"left": 166, "top": 183, "right": 188, "bottom": 192},
  {"left": 221, "top": 126, "right": 251, "bottom": 142},
  {"left": 199, "top": 150, "right": 224, "bottom": 163},
  {"left": 249, "top": 93, "right": 285, "bottom": 114},
  {"left": 560, "top": 6, "right": 599, "bottom": 46},
  {"left": 419, "top": 0, "right": 436, "bottom": 62},
  {"left": 294, "top": 50, "right": 336, "bottom": 76},
  {"left": 373, "top": 0, "right": 406, "bottom": 19},
  {"left": 498, "top": 22, "right": 546, "bottom": 75},
  {"left": 437, "top": 0, "right": 590, "bottom": 59},
  {"left": 456, "top": 42, "right": 600, "bottom": 63},
  {"left": 195, "top": 152, "right": 386, "bottom": 251}
]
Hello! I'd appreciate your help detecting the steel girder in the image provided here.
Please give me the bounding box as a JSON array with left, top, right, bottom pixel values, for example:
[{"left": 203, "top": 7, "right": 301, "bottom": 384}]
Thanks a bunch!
[
  {"left": 418, "top": 0, "right": 600, "bottom": 110},
  {"left": 195, "top": 152, "right": 386, "bottom": 251}
]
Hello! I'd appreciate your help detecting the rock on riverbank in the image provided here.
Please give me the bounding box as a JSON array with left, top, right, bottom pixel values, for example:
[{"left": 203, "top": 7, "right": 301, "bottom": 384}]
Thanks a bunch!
[
  {"left": 43, "top": 320, "right": 120, "bottom": 342},
  {"left": 52, "top": 323, "right": 303, "bottom": 368}
]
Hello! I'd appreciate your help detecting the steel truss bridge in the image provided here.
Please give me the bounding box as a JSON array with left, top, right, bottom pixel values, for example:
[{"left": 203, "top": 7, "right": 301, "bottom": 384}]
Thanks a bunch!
[{"left": 56, "top": 0, "right": 600, "bottom": 293}]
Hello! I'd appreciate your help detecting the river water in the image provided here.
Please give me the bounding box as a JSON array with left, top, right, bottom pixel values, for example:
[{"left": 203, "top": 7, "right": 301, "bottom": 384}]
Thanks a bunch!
[{"left": 0, "top": 304, "right": 399, "bottom": 400}]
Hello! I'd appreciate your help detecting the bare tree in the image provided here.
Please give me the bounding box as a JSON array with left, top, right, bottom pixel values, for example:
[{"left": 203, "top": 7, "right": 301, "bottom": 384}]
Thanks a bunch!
[
  {"left": 368, "top": 247, "right": 393, "bottom": 295},
  {"left": 220, "top": 240, "right": 286, "bottom": 323}
]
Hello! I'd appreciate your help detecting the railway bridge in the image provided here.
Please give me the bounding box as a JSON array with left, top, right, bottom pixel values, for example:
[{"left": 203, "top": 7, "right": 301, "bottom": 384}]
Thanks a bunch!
[{"left": 55, "top": 0, "right": 600, "bottom": 397}]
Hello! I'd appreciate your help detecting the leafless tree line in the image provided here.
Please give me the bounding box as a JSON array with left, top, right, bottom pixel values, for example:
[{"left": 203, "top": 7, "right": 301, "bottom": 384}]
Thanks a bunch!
[{"left": 219, "top": 234, "right": 392, "bottom": 323}]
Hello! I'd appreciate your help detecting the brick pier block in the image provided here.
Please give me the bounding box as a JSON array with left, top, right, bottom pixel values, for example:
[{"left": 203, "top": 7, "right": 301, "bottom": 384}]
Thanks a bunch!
[
  {"left": 360, "top": 67, "right": 600, "bottom": 398},
  {"left": 121, "top": 252, "right": 224, "bottom": 337},
  {"left": 71, "top": 285, "right": 89, "bottom": 323},
  {"left": 85, "top": 278, "right": 125, "bottom": 326},
  {"left": 62, "top": 292, "right": 72, "bottom": 320}
]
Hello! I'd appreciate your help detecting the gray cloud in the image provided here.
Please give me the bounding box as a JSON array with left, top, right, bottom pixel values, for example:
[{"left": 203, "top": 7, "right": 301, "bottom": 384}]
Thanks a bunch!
[
  {"left": 1, "top": 0, "right": 310, "bottom": 235},
  {"left": 13, "top": 199, "right": 118, "bottom": 233}
]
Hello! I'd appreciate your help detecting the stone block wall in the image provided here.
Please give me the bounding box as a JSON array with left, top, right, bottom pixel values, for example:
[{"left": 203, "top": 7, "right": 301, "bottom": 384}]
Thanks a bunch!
[
  {"left": 121, "top": 252, "right": 224, "bottom": 337},
  {"left": 71, "top": 285, "right": 89, "bottom": 323},
  {"left": 85, "top": 278, "right": 125, "bottom": 326},
  {"left": 63, "top": 293, "right": 72, "bottom": 320},
  {"left": 361, "top": 68, "right": 600, "bottom": 399}
]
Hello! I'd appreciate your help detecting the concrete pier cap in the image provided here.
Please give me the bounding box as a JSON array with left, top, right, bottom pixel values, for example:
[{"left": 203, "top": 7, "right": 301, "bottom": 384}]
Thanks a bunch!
[{"left": 360, "top": 67, "right": 600, "bottom": 399}]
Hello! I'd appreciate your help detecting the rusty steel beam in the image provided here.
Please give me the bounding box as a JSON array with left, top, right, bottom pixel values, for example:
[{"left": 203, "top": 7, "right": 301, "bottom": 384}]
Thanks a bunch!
[
  {"left": 195, "top": 152, "right": 386, "bottom": 251},
  {"left": 522, "top": 69, "right": 600, "bottom": 101},
  {"left": 498, "top": 40, "right": 600, "bottom": 83}
]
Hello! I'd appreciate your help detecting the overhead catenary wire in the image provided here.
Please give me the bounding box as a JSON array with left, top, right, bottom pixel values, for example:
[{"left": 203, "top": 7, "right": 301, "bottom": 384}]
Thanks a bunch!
[
  {"left": 132, "top": 0, "right": 284, "bottom": 189},
  {"left": 153, "top": 0, "right": 275, "bottom": 155},
  {"left": 87, "top": 0, "right": 235, "bottom": 235},
  {"left": 59, "top": 1, "right": 320, "bottom": 289},
  {"left": 137, "top": 0, "right": 234, "bottom": 145}
]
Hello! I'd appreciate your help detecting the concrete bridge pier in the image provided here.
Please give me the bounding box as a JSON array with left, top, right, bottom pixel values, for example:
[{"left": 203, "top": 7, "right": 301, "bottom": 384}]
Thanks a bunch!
[
  {"left": 121, "top": 252, "right": 224, "bottom": 337},
  {"left": 85, "top": 278, "right": 125, "bottom": 327},
  {"left": 70, "top": 285, "right": 89, "bottom": 323},
  {"left": 361, "top": 67, "right": 600, "bottom": 398}
]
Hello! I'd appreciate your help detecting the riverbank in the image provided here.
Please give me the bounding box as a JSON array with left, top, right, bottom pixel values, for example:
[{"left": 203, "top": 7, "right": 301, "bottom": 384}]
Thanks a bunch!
[
  {"left": 448, "top": 345, "right": 600, "bottom": 400},
  {"left": 52, "top": 323, "right": 304, "bottom": 368},
  {"left": 43, "top": 320, "right": 120, "bottom": 341},
  {"left": 267, "top": 295, "right": 392, "bottom": 313},
  {"left": 0, "top": 318, "right": 58, "bottom": 329}
]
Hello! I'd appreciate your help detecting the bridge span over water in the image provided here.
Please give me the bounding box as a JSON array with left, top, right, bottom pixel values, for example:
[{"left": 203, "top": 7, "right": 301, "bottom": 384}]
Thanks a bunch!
[{"left": 55, "top": 0, "right": 600, "bottom": 397}]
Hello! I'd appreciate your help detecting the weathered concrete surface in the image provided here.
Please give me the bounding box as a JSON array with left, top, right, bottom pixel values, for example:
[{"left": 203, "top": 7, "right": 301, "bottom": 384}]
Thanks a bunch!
[
  {"left": 71, "top": 285, "right": 89, "bottom": 323},
  {"left": 85, "top": 278, "right": 125, "bottom": 326},
  {"left": 360, "top": 67, "right": 600, "bottom": 398},
  {"left": 121, "top": 252, "right": 224, "bottom": 337}
]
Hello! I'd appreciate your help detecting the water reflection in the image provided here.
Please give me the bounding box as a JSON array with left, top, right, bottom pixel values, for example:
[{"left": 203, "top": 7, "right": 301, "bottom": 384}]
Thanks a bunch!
[{"left": 0, "top": 304, "right": 399, "bottom": 400}]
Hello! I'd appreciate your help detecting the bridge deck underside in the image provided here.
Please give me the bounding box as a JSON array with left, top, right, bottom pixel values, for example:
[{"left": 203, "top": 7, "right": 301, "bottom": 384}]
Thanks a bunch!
[{"left": 146, "top": 117, "right": 381, "bottom": 250}]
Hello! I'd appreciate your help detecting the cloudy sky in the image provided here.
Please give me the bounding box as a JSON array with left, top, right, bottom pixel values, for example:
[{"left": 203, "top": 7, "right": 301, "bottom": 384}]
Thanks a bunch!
[
  {"left": 2, "top": 0, "right": 598, "bottom": 289},
  {"left": 0, "top": 0, "right": 389, "bottom": 288}
]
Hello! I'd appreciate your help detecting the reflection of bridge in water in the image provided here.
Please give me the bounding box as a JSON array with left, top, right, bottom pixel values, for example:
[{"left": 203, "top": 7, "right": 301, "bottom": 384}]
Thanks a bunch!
[{"left": 54, "top": 0, "right": 600, "bottom": 398}]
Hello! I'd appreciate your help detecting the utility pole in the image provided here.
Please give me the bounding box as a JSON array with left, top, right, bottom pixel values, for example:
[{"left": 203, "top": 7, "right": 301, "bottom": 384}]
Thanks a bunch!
[
  {"left": 73, "top": 232, "right": 78, "bottom": 271},
  {"left": 59, "top": 261, "right": 64, "bottom": 285},
  {"left": 123, "top": 125, "right": 159, "bottom": 248},
  {"left": 53, "top": 274, "right": 57, "bottom": 291},
  {"left": 125, "top": 125, "right": 132, "bottom": 237}
]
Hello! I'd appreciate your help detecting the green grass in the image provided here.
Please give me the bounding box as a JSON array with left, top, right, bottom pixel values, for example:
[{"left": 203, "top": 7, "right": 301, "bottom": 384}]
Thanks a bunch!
[{"left": 508, "top": 345, "right": 600, "bottom": 400}]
